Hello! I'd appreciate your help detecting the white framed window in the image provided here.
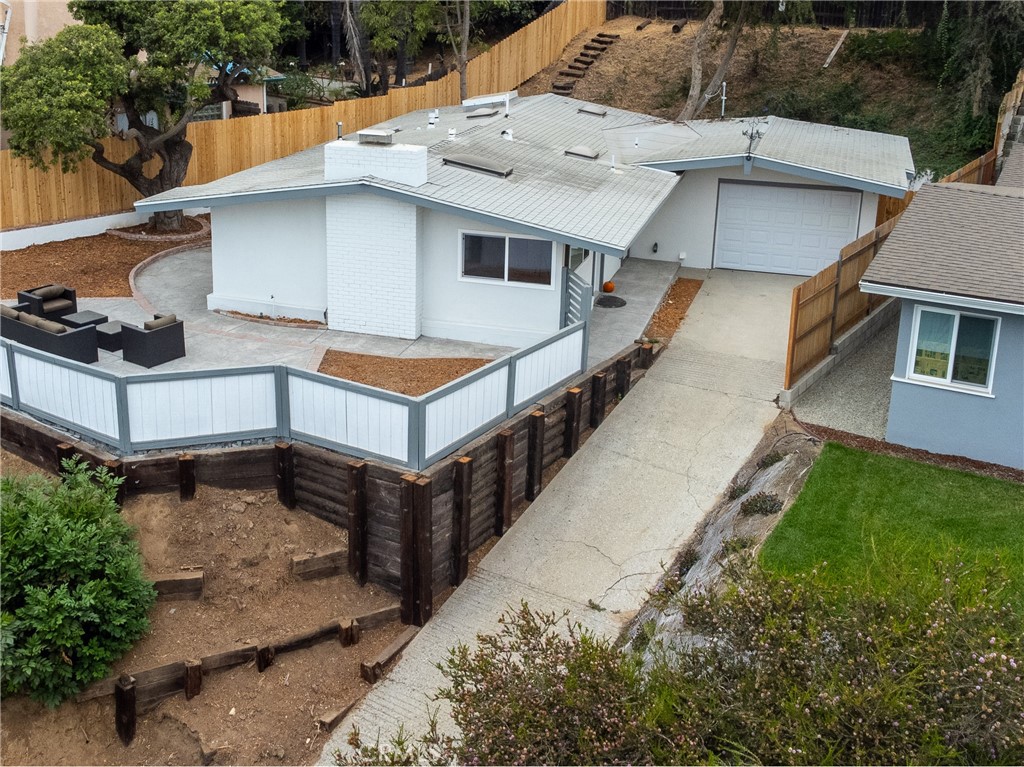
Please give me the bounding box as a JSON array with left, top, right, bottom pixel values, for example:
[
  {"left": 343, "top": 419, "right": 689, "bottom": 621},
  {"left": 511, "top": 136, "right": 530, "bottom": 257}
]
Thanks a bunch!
[
  {"left": 460, "top": 231, "right": 554, "bottom": 287},
  {"left": 907, "top": 305, "right": 1000, "bottom": 393}
]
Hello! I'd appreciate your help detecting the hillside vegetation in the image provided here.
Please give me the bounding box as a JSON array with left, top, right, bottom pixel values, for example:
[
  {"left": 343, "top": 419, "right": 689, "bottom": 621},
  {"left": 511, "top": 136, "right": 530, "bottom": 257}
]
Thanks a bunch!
[{"left": 520, "top": 16, "right": 1006, "bottom": 177}]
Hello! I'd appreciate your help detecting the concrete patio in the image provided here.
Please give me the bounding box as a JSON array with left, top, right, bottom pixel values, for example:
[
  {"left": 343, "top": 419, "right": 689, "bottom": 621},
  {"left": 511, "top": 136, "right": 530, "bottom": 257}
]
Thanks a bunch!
[{"left": 28, "top": 246, "right": 678, "bottom": 377}]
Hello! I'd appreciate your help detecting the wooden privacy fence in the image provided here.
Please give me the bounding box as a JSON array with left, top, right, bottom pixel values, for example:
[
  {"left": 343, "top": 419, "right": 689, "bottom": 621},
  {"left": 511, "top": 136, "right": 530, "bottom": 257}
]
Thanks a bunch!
[
  {"left": 783, "top": 216, "right": 899, "bottom": 389},
  {"left": 1, "top": 339, "right": 655, "bottom": 622},
  {"left": 0, "top": 0, "right": 606, "bottom": 230},
  {"left": 873, "top": 147, "right": 998, "bottom": 226}
]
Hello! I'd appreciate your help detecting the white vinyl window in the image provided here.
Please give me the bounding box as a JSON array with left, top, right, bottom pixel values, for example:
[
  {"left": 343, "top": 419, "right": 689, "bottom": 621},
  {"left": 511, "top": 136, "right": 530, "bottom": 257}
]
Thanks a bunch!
[
  {"left": 908, "top": 306, "right": 999, "bottom": 392},
  {"left": 461, "top": 232, "right": 554, "bottom": 287}
]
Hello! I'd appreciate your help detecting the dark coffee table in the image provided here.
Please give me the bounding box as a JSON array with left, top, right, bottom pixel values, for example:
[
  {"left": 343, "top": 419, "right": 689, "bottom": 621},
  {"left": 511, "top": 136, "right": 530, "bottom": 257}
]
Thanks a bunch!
[
  {"left": 95, "top": 321, "right": 123, "bottom": 352},
  {"left": 62, "top": 310, "right": 109, "bottom": 329}
]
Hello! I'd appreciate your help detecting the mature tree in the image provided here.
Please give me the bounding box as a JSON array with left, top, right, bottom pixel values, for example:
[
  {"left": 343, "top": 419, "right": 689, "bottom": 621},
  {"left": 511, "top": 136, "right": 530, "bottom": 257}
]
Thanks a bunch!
[
  {"left": 1, "top": 0, "right": 288, "bottom": 230},
  {"left": 441, "top": 0, "right": 473, "bottom": 101},
  {"left": 677, "top": 0, "right": 749, "bottom": 121},
  {"left": 360, "top": 0, "right": 437, "bottom": 91}
]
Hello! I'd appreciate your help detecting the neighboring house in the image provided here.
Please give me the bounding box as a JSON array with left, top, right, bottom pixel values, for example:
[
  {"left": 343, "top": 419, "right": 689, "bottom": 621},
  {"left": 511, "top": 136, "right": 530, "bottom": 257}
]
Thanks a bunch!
[
  {"left": 860, "top": 162, "right": 1024, "bottom": 469},
  {"left": 193, "top": 67, "right": 288, "bottom": 121},
  {"left": 136, "top": 93, "right": 914, "bottom": 348}
]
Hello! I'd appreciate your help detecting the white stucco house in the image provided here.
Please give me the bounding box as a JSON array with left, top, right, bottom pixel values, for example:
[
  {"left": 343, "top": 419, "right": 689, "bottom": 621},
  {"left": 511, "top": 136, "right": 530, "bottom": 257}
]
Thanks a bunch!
[{"left": 136, "top": 93, "right": 915, "bottom": 348}]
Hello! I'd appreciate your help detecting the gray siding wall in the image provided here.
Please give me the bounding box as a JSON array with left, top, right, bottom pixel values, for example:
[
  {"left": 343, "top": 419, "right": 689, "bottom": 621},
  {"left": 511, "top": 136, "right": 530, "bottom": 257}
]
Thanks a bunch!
[{"left": 886, "top": 300, "right": 1024, "bottom": 469}]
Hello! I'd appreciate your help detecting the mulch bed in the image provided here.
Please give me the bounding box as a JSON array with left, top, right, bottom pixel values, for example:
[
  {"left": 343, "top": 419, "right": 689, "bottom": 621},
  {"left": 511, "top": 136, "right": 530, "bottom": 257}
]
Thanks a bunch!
[
  {"left": 799, "top": 421, "right": 1024, "bottom": 484},
  {"left": 644, "top": 278, "right": 703, "bottom": 342},
  {"left": 318, "top": 350, "right": 489, "bottom": 397},
  {"left": 115, "top": 216, "right": 207, "bottom": 237}
]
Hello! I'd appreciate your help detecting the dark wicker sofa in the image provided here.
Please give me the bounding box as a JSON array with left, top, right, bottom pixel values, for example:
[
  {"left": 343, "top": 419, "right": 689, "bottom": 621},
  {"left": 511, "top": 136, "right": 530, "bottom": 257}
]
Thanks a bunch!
[
  {"left": 121, "top": 313, "right": 185, "bottom": 368},
  {"left": 0, "top": 303, "right": 98, "bottom": 364}
]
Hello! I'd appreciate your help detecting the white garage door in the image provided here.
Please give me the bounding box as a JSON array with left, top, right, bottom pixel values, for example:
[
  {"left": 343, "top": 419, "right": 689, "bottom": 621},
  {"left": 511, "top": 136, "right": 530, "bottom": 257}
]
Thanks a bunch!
[{"left": 713, "top": 182, "right": 861, "bottom": 276}]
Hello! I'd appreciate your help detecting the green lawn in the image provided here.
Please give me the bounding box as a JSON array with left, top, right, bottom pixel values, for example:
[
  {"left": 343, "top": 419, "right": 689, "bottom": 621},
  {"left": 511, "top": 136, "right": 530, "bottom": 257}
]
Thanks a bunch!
[{"left": 760, "top": 443, "right": 1024, "bottom": 601}]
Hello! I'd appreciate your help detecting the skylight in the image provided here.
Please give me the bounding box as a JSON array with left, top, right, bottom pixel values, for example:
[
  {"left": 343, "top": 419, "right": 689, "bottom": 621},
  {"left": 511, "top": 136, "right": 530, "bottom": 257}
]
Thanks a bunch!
[
  {"left": 467, "top": 107, "right": 499, "bottom": 119},
  {"left": 578, "top": 105, "right": 607, "bottom": 117},
  {"left": 565, "top": 145, "right": 599, "bottom": 160},
  {"left": 443, "top": 154, "right": 513, "bottom": 177}
]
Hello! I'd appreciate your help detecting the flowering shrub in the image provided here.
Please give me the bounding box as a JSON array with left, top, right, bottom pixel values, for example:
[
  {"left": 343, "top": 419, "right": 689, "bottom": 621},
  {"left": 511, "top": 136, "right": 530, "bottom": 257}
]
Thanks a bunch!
[{"left": 338, "top": 557, "right": 1023, "bottom": 766}]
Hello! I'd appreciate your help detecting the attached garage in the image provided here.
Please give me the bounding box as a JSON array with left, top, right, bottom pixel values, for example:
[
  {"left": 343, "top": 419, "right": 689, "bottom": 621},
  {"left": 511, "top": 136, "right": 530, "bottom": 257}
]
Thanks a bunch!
[{"left": 713, "top": 182, "right": 862, "bottom": 276}]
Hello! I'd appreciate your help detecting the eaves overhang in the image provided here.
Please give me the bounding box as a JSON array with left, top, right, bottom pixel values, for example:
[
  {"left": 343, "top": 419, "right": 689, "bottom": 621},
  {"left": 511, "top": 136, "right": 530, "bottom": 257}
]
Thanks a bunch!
[
  {"left": 135, "top": 181, "right": 633, "bottom": 257},
  {"left": 859, "top": 280, "right": 1024, "bottom": 316},
  {"left": 637, "top": 154, "right": 909, "bottom": 197}
]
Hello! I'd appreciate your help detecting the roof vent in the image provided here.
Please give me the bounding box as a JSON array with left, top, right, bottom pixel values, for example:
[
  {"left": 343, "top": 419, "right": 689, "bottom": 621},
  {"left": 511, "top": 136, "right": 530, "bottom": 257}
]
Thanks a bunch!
[
  {"left": 357, "top": 129, "right": 395, "bottom": 145},
  {"left": 578, "top": 105, "right": 607, "bottom": 117},
  {"left": 443, "top": 153, "right": 513, "bottom": 178},
  {"left": 467, "top": 107, "right": 499, "bottom": 119},
  {"left": 565, "top": 144, "right": 599, "bottom": 160}
]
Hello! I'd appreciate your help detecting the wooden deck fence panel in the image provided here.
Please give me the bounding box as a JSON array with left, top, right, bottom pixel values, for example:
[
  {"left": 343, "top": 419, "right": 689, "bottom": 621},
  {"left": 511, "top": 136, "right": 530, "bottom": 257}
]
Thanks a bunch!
[{"left": 1, "top": 0, "right": 604, "bottom": 231}]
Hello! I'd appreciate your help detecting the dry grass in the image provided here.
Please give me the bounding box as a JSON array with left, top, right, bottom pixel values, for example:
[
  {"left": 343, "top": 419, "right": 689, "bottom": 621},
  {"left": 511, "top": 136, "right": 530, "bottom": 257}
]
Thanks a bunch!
[{"left": 644, "top": 278, "right": 703, "bottom": 342}]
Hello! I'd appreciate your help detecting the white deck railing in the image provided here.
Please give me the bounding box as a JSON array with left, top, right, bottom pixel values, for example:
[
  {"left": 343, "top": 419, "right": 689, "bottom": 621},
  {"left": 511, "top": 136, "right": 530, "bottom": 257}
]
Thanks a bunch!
[{"left": 0, "top": 321, "right": 588, "bottom": 470}]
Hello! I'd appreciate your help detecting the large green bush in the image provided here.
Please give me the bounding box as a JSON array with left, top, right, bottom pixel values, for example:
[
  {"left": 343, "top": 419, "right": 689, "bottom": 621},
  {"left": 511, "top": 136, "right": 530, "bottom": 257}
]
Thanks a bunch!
[
  {"left": 1, "top": 460, "right": 156, "bottom": 707},
  {"left": 339, "top": 556, "right": 1023, "bottom": 766}
]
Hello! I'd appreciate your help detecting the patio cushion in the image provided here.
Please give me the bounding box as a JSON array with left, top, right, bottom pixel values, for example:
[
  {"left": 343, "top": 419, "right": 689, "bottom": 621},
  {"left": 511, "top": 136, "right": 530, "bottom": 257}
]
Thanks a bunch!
[
  {"left": 0, "top": 304, "right": 18, "bottom": 320},
  {"left": 37, "top": 319, "right": 68, "bottom": 334},
  {"left": 41, "top": 298, "right": 74, "bottom": 313},
  {"left": 32, "top": 284, "right": 66, "bottom": 300},
  {"left": 18, "top": 312, "right": 43, "bottom": 327},
  {"left": 144, "top": 314, "right": 178, "bottom": 330}
]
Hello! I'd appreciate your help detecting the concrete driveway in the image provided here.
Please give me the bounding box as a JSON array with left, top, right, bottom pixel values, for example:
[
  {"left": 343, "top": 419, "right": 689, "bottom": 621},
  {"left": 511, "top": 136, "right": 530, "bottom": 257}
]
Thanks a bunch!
[{"left": 319, "top": 268, "right": 800, "bottom": 762}]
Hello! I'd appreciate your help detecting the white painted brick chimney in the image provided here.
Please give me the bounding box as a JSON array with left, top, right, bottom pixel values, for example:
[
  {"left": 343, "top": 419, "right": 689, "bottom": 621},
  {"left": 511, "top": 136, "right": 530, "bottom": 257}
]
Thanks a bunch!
[{"left": 324, "top": 139, "right": 429, "bottom": 187}]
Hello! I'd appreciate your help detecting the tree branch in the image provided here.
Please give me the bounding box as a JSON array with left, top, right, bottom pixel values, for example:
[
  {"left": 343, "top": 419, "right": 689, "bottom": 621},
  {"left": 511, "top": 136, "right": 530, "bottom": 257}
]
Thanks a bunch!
[{"left": 678, "top": 0, "right": 724, "bottom": 122}]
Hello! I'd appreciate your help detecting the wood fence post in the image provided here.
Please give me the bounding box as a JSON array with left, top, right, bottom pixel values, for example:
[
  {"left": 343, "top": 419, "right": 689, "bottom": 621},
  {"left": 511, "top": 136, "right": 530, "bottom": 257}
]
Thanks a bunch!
[
  {"left": 275, "top": 442, "right": 295, "bottom": 508},
  {"left": 495, "top": 430, "right": 515, "bottom": 536},
  {"left": 178, "top": 454, "right": 196, "bottom": 502},
  {"left": 783, "top": 286, "right": 800, "bottom": 390},
  {"left": 639, "top": 342, "right": 654, "bottom": 369},
  {"left": 256, "top": 644, "right": 275, "bottom": 672},
  {"left": 563, "top": 388, "right": 583, "bottom": 458},
  {"left": 347, "top": 460, "right": 367, "bottom": 585},
  {"left": 114, "top": 674, "right": 136, "bottom": 746},
  {"left": 399, "top": 475, "right": 417, "bottom": 625},
  {"left": 615, "top": 356, "right": 632, "bottom": 399},
  {"left": 414, "top": 477, "right": 433, "bottom": 626},
  {"left": 828, "top": 250, "right": 844, "bottom": 346},
  {"left": 184, "top": 659, "right": 202, "bottom": 700},
  {"left": 590, "top": 371, "right": 607, "bottom": 428},
  {"left": 103, "top": 459, "right": 128, "bottom": 505},
  {"left": 525, "top": 411, "right": 545, "bottom": 501},
  {"left": 451, "top": 457, "right": 472, "bottom": 586},
  {"left": 55, "top": 442, "right": 76, "bottom": 474}
]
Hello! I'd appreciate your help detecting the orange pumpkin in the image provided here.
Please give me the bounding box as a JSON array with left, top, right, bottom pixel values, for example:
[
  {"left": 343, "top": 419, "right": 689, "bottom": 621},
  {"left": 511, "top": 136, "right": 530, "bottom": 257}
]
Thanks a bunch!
[{"left": 602, "top": 280, "right": 616, "bottom": 293}]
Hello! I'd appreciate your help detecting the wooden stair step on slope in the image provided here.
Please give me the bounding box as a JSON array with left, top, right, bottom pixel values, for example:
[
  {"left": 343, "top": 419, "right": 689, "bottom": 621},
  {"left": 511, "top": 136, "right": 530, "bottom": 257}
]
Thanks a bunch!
[
  {"left": 551, "top": 81, "right": 576, "bottom": 93},
  {"left": 558, "top": 70, "right": 585, "bottom": 79},
  {"left": 578, "top": 50, "right": 600, "bottom": 60},
  {"left": 567, "top": 63, "right": 587, "bottom": 72},
  {"left": 573, "top": 57, "right": 593, "bottom": 66},
  {"left": 589, "top": 37, "right": 612, "bottom": 46},
  {"left": 595, "top": 32, "right": 620, "bottom": 41},
  {"left": 583, "top": 43, "right": 607, "bottom": 52}
]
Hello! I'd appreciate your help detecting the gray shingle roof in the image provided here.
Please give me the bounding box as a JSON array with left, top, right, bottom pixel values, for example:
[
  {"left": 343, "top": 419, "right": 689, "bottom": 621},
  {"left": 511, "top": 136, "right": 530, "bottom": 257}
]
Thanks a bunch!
[
  {"left": 862, "top": 183, "right": 1024, "bottom": 305},
  {"left": 996, "top": 141, "right": 1024, "bottom": 190}
]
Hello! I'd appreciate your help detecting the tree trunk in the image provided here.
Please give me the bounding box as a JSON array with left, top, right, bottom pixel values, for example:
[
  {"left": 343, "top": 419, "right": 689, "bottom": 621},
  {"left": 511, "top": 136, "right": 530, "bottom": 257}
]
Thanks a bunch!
[
  {"left": 394, "top": 35, "right": 409, "bottom": 85},
  {"left": 151, "top": 210, "right": 184, "bottom": 231},
  {"left": 329, "top": 0, "right": 342, "bottom": 66},
  {"left": 680, "top": 2, "right": 748, "bottom": 121},
  {"left": 459, "top": 0, "right": 470, "bottom": 101},
  {"left": 678, "top": 0, "right": 724, "bottom": 122}
]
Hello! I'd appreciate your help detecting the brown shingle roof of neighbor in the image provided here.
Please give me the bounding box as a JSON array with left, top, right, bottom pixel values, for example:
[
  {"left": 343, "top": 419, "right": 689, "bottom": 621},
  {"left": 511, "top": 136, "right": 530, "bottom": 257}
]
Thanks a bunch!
[
  {"left": 996, "top": 141, "right": 1024, "bottom": 190},
  {"left": 861, "top": 183, "right": 1024, "bottom": 306}
]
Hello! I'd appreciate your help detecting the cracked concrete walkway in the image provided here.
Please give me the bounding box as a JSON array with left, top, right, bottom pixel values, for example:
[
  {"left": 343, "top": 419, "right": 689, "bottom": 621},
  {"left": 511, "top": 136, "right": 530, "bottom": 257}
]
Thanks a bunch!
[{"left": 318, "top": 268, "right": 800, "bottom": 763}]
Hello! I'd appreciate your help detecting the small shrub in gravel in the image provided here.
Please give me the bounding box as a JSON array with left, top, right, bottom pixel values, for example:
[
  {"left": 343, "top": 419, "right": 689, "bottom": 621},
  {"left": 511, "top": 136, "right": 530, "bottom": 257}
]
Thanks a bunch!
[
  {"left": 728, "top": 483, "right": 750, "bottom": 500},
  {"left": 757, "top": 450, "right": 785, "bottom": 469},
  {"left": 740, "top": 491, "right": 784, "bottom": 517}
]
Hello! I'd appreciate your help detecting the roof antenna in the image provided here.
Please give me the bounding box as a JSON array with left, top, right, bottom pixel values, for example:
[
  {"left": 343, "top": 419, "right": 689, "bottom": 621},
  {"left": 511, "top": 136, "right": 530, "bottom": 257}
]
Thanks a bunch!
[
  {"left": 611, "top": 154, "right": 616, "bottom": 169},
  {"left": 504, "top": 93, "right": 510, "bottom": 118}
]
